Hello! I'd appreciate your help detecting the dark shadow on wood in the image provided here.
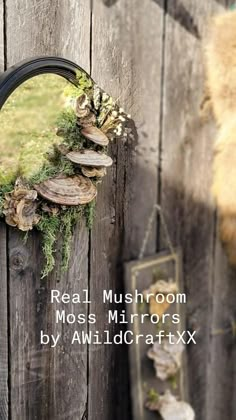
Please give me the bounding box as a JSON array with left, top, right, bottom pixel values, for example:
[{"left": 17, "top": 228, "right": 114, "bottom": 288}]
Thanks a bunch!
[
  {"left": 159, "top": 172, "right": 236, "bottom": 420},
  {"left": 3, "top": 112, "right": 236, "bottom": 419},
  {"left": 102, "top": 0, "right": 118, "bottom": 7},
  {"left": 216, "top": 0, "right": 232, "bottom": 7},
  {"left": 226, "top": 0, "right": 236, "bottom": 8},
  {"left": 152, "top": 0, "right": 201, "bottom": 39},
  {"left": 122, "top": 127, "right": 236, "bottom": 419},
  {"left": 102, "top": 0, "right": 201, "bottom": 40},
  {"left": 88, "top": 118, "right": 138, "bottom": 420}
]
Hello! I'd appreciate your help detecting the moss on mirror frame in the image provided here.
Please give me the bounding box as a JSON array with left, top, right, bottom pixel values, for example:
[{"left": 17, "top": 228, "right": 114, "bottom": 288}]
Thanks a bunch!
[{"left": 0, "top": 69, "right": 131, "bottom": 278}]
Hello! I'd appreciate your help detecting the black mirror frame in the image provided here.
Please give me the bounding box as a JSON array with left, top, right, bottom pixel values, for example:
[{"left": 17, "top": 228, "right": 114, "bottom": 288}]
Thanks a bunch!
[{"left": 0, "top": 56, "right": 92, "bottom": 109}]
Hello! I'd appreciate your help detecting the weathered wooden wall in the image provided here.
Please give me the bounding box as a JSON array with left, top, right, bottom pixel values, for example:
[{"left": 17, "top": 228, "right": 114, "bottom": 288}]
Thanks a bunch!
[
  {"left": 161, "top": 1, "right": 236, "bottom": 420},
  {"left": 0, "top": 0, "right": 236, "bottom": 419}
]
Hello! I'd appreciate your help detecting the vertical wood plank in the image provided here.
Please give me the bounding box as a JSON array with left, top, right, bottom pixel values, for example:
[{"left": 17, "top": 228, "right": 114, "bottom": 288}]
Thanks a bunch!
[
  {"left": 0, "top": 0, "right": 4, "bottom": 71},
  {"left": 89, "top": 1, "right": 164, "bottom": 418},
  {"left": 5, "top": 1, "right": 91, "bottom": 418},
  {"left": 5, "top": 0, "right": 91, "bottom": 66},
  {"left": 0, "top": 0, "right": 8, "bottom": 418},
  {"left": 160, "top": 1, "right": 227, "bottom": 418},
  {"left": 0, "top": 222, "right": 8, "bottom": 420},
  {"left": 207, "top": 246, "right": 236, "bottom": 420},
  {"left": 9, "top": 223, "right": 89, "bottom": 419}
]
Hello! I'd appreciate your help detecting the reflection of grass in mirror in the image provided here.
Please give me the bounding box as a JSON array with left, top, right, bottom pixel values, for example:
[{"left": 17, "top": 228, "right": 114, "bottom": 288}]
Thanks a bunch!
[{"left": 0, "top": 74, "right": 68, "bottom": 185}]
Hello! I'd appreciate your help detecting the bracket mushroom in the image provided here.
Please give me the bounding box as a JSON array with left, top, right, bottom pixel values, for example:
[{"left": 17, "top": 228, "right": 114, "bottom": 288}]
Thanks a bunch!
[
  {"left": 80, "top": 126, "right": 109, "bottom": 146},
  {"left": 66, "top": 150, "right": 113, "bottom": 167},
  {"left": 34, "top": 174, "right": 97, "bottom": 205}
]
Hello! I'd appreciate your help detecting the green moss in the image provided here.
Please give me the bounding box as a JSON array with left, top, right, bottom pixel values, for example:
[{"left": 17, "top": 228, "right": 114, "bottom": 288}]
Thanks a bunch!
[
  {"left": 56, "top": 109, "right": 85, "bottom": 149},
  {"left": 0, "top": 183, "right": 14, "bottom": 216},
  {"left": 61, "top": 215, "right": 74, "bottom": 272},
  {"left": 35, "top": 201, "right": 96, "bottom": 278},
  {"left": 147, "top": 388, "right": 159, "bottom": 404},
  {"left": 60, "top": 207, "right": 83, "bottom": 272},
  {"left": 168, "top": 374, "right": 178, "bottom": 390},
  {"left": 59, "top": 202, "right": 96, "bottom": 273},
  {"left": 63, "top": 70, "right": 93, "bottom": 99},
  {"left": 76, "top": 70, "right": 93, "bottom": 90},
  {"left": 84, "top": 199, "right": 96, "bottom": 229},
  {"left": 56, "top": 109, "right": 107, "bottom": 153},
  {"left": 28, "top": 152, "right": 75, "bottom": 186},
  {"left": 37, "top": 214, "right": 61, "bottom": 278}
]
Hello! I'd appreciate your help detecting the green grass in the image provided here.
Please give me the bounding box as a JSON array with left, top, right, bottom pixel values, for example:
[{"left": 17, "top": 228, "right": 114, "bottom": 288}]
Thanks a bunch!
[{"left": 0, "top": 74, "right": 68, "bottom": 184}]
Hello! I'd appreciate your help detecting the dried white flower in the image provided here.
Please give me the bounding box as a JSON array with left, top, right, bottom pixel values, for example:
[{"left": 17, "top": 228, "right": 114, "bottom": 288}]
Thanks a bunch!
[
  {"left": 117, "top": 124, "right": 123, "bottom": 136},
  {"left": 146, "top": 390, "right": 195, "bottom": 420},
  {"left": 102, "top": 92, "right": 110, "bottom": 101},
  {"left": 93, "top": 85, "right": 102, "bottom": 110},
  {"left": 147, "top": 335, "right": 184, "bottom": 381}
]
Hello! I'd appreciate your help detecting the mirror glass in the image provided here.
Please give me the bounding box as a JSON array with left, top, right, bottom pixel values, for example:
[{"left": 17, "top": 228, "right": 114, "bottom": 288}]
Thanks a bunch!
[{"left": 0, "top": 74, "right": 69, "bottom": 186}]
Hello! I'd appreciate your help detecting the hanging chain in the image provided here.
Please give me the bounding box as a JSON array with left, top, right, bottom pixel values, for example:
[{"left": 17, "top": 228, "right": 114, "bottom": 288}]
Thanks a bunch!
[
  {"left": 139, "top": 204, "right": 175, "bottom": 260},
  {"left": 139, "top": 204, "right": 236, "bottom": 338}
]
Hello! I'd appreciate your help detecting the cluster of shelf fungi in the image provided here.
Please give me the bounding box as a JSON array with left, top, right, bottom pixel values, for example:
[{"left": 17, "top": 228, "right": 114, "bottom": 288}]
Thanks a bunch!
[{"left": 35, "top": 93, "right": 114, "bottom": 206}]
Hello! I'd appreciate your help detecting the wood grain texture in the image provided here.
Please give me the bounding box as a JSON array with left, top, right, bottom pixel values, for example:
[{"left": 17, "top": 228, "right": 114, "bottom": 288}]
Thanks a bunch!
[
  {"left": 0, "top": 1, "right": 8, "bottom": 418},
  {"left": 9, "top": 223, "right": 89, "bottom": 419},
  {"left": 91, "top": 0, "right": 163, "bottom": 257},
  {"left": 160, "top": 1, "right": 228, "bottom": 418},
  {"left": 1, "top": 1, "right": 236, "bottom": 419},
  {"left": 0, "top": 0, "right": 4, "bottom": 71},
  {"left": 89, "top": 1, "right": 164, "bottom": 419},
  {"left": 0, "top": 223, "right": 9, "bottom": 420},
  {"left": 5, "top": 0, "right": 91, "bottom": 68},
  {"left": 5, "top": 1, "right": 91, "bottom": 419},
  {"left": 206, "top": 244, "right": 236, "bottom": 420}
]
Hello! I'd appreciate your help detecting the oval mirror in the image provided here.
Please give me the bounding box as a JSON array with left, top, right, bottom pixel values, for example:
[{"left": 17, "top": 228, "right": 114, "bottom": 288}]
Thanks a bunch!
[{"left": 0, "top": 57, "right": 130, "bottom": 276}]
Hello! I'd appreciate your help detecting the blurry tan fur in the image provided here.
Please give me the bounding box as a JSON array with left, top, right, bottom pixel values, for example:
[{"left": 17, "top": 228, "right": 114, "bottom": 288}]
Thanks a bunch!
[{"left": 205, "top": 10, "right": 236, "bottom": 264}]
